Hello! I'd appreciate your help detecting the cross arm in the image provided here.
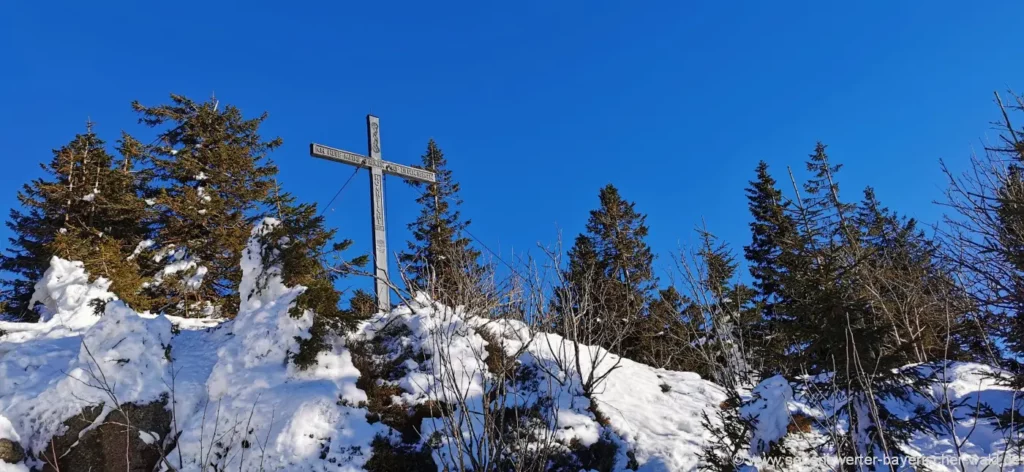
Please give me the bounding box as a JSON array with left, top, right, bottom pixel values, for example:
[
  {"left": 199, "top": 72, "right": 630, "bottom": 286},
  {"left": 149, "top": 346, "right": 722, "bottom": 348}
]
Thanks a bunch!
[
  {"left": 380, "top": 161, "right": 436, "bottom": 183},
  {"left": 310, "top": 143, "right": 437, "bottom": 183},
  {"left": 310, "top": 143, "right": 374, "bottom": 169}
]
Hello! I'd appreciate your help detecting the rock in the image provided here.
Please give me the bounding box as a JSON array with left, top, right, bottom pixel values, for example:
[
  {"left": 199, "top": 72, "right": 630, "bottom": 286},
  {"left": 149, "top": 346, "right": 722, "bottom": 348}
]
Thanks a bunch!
[
  {"left": 0, "top": 437, "right": 25, "bottom": 463},
  {"left": 40, "top": 396, "right": 171, "bottom": 472}
]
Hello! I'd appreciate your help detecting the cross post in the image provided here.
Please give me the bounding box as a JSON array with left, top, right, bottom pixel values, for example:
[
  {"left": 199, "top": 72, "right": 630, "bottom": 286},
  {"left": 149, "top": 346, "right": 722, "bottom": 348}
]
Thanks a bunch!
[{"left": 310, "top": 115, "right": 436, "bottom": 313}]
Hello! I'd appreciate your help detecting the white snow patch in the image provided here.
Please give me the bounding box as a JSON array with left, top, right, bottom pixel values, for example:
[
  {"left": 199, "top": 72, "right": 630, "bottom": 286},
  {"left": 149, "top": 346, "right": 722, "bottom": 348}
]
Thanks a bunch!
[
  {"left": 742, "top": 374, "right": 793, "bottom": 456},
  {"left": 138, "top": 430, "right": 158, "bottom": 445},
  {"left": 0, "top": 462, "right": 30, "bottom": 471},
  {"left": 197, "top": 186, "right": 211, "bottom": 202},
  {"left": 1, "top": 258, "right": 171, "bottom": 455},
  {"left": 127, "top": 239, "right": 154, "bottom": 261}
]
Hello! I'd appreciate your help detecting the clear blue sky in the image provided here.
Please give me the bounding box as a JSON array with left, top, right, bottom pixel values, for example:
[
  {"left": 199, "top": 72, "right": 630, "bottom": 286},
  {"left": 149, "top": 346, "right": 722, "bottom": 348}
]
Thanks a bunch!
[{"left": 2, "top": 1, "right": 1023, "bottom": 293}]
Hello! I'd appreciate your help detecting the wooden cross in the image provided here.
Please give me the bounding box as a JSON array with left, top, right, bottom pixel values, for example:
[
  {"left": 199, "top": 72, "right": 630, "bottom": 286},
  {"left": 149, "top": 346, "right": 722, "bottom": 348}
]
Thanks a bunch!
[{"left": 310, "top": 115, "right": 436, "bottom": 312}]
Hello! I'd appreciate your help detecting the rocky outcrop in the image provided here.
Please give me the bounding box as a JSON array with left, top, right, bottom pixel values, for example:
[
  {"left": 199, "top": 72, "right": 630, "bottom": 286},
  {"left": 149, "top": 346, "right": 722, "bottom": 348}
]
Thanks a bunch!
[
  {"left": 0, "top": 437, "right": 25, "bottom": 464},
  {"left": 39, "top": 398, "right": 171, "bottom": 472}
]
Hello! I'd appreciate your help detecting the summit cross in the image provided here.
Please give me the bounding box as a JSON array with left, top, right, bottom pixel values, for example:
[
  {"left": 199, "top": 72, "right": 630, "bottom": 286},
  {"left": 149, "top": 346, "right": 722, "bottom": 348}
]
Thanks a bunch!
[{"left": 310, "top": 115, "right": 436, "bottom": 312}]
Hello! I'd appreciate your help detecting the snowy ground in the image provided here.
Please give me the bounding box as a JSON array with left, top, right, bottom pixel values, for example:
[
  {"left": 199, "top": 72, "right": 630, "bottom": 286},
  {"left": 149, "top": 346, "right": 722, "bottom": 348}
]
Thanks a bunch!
[
  {"left": 1, "top": 220, "right": 1022, "bottom": 471},
  {"left": 0, "top": 222, "right": 387, "bottom": 471}
]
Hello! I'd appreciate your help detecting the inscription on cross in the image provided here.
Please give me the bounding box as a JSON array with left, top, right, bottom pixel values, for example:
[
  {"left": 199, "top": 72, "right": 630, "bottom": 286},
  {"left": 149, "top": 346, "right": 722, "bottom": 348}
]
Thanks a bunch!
[{"left": 310, "top": 115, "right": 436, "bottom": 312}]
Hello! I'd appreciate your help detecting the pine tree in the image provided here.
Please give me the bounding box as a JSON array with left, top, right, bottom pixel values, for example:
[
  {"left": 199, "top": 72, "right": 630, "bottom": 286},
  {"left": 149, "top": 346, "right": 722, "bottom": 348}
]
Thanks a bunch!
[
  {"left": 779, "top": 145, "right": 944, "bottom": 465},
  {"left": 994, "top": 163, "right": 1024, "bottom": 364},
  {"left": 552, "top": 234, "right": 604, "bottom": 337},
  {"left": 856, "top": 187, "right": 985, "bottom": 363},
  {"left": 691, "top": 230, "right": 752, "bottom": 387},
  {"left": 742, "top": 161, "right": 800, "bottom": 375},
  {"left": 399, "top": 139, "right": 482, "bottom": 306},
  {"left": 347, "top": 289, "right": 378, "bottom": 320},
  {"left": 639, "top": 286, "right": 695, "bottom": 370},
  {"left": 1, "top": 125, "right": 152, "bottom": 319},
  {"left": 133, "top": 95, "right": 280, "bottom": 318},
  {"left": 259, "top": 188, "right": 367, "bottom": 369},
  {"left": 554, "top": 184, "right": 656, "bottom": 357}
]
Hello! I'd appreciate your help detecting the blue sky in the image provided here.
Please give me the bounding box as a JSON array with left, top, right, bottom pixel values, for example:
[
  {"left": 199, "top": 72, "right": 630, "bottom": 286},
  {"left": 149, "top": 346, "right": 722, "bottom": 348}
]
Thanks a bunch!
[{"left": 2, "top": 1, "right": 1023, "bottom": 293}]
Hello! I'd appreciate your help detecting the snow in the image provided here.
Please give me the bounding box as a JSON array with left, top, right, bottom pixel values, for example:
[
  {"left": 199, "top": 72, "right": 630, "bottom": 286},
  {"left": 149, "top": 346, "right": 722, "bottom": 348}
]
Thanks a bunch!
[
  {"left": 0, "top": 221, "right": 384, "bottom": 471},
  {"left": 166, "top": 218, "right": 386, "bottom": 471},
  {"left": 2, "top": 223, "right": 1024, "bottom": 471},
  {"left": 592, "top": 360, "right": 724, "bottom": 470},
  {"left": 138, "top": 430, "right": 158, "bottom": 445},
  {"left": 149, "top": 246, "right": 207, "bottom": 289},
  {"left": 741, "top": 374, "right": 793, "bottom": 456},
  {"left": 353, "top": 300, "right": 725, "bottom": 471},
  {"left": 197, "top": 186, "right": 211, "bottom": 202},
  {"left": 0, "top": 256, "right": 170, "bottom": 471},
  {"left": 0, "top": 414, "right": 19, "bottom": 444},
  {"left": 127, "top": 239, "right": 154, "bottom": 261},
  {"left": 21, "top": 257, "right": 110, "bottom": 330},
  {"left": 0, "top": 462, "right": 29, "bottom": 472}
]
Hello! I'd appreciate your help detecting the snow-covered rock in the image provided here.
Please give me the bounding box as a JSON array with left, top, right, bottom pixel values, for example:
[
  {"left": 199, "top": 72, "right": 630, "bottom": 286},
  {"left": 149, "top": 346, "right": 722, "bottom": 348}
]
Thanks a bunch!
[
  {"left": 170, "top": 218, "right": 385, "bottom": 471},
  {"left": 1, "top": 221, "right": 1022, "bottom": 471},
  {"left": 742, "top": 374, "right": 793, "bottom": 456}
]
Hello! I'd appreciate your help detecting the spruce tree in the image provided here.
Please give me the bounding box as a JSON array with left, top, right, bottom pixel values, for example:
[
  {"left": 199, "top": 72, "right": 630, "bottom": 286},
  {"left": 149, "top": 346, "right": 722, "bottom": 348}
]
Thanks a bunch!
[
  {"left": 554, "top": 184, "right": 656, "bottom": 357},
  {"left": 259, "top": 189, "right": 367, "bottom": 369},
  {"left": 553, "top": 233, "right": 606, "bottom": 340},
  {"left": 399, "top": 139, "right": 482, "bottom": 306},
  {"left": 779, "top": 144, "right": 941, "bottom": 465},
  {"left": 133, "top": 95, "right": 280, "bottom": 318},
  {"left": 585, "top": 184, "right": 657, "bottom": 315},
  {"left": 640, "top": 286, "right": 696, "bottom": 370},
  {"left": 691, "top": 230, "right": 752, "bottom": 387},
  {"left": 994, "top": 163, "right": 1024, "bottom": 367},
  {"left": 784, "top": 143, "right": 867, "bottom": 375},
  {"left": 1, "top": 125, "right": 152, "bottom": 319},
  {"left": 856, "top": 187, "right": 984, "bottom": 363},
  {"left": 742, "top": 161, "right": 799, "bottom": 374},
  {"left": 347, "top": 289, "right": 378, "bottom": 319}
]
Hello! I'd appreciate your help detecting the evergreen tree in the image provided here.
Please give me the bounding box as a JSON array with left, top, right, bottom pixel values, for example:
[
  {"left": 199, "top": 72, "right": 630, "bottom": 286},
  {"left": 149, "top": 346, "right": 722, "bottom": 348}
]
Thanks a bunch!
[
  {"left": 691, "top": 230, "right": 752, "bottom": 387},
  {"left": 855, "top": 187, "right": 985, "bottom": 363},
  {"left": 554, "top": 184, "right": 656, "bottom": 357},
  {"left": 1, "top": 125, "right": 151, "bottom": 319},
  {"left": 133, "top": 95, "right": 280, "bottom": 318},
  {"left": 399, "top": 139, "right": 482, "bottom": 306},
  {"left": 347, "top": 288, "right": 378, "bottom": 320},
  {"left": 742, "top": 161, "right": 800, "bottom": 375},
  {"left": 258, "top": 189, "right": 367, "bottom": 369},
  {"left": 551, "top": 234, "right": 603, "bottom": 337},
  {"left": 780, "top": 143, "right": 873, "bottom": 376},
  {"left": 639, "top": 286, "right": 695, "bottom": 370},
  {"left": 777, "top": 145, "right": 944, "bottom": 465},
  {"left": 994, "top": 162, "right": 1024, "bottom": 366},
  {"left": 585, "top": 184, "right": 657, "bottom": 315}
]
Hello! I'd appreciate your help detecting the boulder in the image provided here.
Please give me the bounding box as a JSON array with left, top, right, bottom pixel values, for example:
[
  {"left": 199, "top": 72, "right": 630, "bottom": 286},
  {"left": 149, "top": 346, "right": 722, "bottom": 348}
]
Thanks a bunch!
[
  {"left": 0, "top": 437, "right": 25, "bottom": 463},
  {"left": 40, "top": 397, "right": 171, "bottom": 472}
]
